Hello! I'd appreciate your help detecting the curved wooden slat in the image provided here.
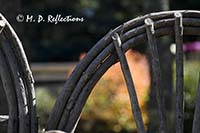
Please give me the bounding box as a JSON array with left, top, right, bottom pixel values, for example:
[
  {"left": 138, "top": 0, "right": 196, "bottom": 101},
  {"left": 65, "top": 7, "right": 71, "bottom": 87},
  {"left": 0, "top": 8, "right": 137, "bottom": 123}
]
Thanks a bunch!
[
  {"left": 64, "top": 54, "right": 118, "bottom": 132},
  {"left": 57, "top": 26, "right": 200, "bottom": 132},
  {"left": 47, "top": 12, "right": 200, "bottom": 131},
  {"left": 47, "top": 10, "right": 200, "bottom": 132},
  {"left": 0, "top": 35, "right": 29, "bottom": 133},
  {"left": 0, "top": 46, "right": 18, "bottom": 133},
  {"left": 0, "top": 14, "right": 37, "bottom": 133},
  {"left": 1, "top": 10, "right": 200, "bottom": 133}
]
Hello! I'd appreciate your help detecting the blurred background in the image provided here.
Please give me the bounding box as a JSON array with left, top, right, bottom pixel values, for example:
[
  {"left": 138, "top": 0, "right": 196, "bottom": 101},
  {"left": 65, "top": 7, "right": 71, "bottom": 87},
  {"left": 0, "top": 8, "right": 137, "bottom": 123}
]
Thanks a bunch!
[{"left": 0, "top": 0, "right": 200, "bottom": 132}]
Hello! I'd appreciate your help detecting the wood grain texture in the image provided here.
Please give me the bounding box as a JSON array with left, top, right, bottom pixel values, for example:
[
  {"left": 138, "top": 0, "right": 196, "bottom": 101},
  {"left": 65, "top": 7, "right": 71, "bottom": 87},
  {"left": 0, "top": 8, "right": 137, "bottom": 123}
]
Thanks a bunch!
[
  {"left": 145, "top": 18, "right": 167, "bottom": 133},
  {"left": 47, "top": 10, "right": 200, "bottom": 132},
  {"left": 174, "top": 12, "right": 184, "bottom": 133},
  {"left": 112, "top": 33, "right": 146, "bottom": 133}
]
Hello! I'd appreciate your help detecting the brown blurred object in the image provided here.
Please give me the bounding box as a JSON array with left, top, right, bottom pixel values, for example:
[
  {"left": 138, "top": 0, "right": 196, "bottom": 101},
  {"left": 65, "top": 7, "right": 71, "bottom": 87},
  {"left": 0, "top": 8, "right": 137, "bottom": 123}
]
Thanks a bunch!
[
  {"left": 103, "top": 50, "right": 150, "bottom": 107},
  {"left": 79, "top": 50, "right": 150, "bottom": 132}
]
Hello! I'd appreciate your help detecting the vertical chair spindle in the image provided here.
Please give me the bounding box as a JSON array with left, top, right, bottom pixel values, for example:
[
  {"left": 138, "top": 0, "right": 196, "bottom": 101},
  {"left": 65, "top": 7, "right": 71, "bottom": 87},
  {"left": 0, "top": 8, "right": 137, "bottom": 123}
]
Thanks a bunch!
[
  {"left": 112, "top": 33, "right": 146, "bottom": 133},
  {"left": 174, "top": 12, "right": 184, "bottom": 133},
  {"left": 145, "top": 18, "right": 167, "bottom": 133}
]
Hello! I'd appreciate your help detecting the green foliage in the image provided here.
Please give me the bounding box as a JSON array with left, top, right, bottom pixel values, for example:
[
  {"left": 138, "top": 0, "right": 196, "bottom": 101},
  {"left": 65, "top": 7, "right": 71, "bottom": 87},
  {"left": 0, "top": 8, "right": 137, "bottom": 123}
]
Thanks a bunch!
[
  {"left": 184, "top": 61, "right": 200, "bottom": 133},
  {"left": 36, "top": 88, "right": 56, "bottom": 129},
  {"left": 184, "top": 61, "right": 199, "bottom": 103},
  {"left": 35, "top": 60, "right": 200, "bottom": 132},
  {"left": 79, "top": 75, "right": 149, "bottom": 133},
  {"left": 174, "top": 60, "right": 200, "bottom": 132},
  {"left": 81, "top": 79, "right": 136, "bottom": 132}
]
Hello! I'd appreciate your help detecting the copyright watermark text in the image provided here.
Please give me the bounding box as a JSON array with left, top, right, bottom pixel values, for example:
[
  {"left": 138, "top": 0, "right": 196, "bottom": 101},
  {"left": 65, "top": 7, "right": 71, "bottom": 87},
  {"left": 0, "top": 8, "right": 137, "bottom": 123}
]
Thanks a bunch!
[{"left": 16, "top": 14, "right": 84, "bottom": 24}]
